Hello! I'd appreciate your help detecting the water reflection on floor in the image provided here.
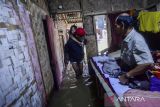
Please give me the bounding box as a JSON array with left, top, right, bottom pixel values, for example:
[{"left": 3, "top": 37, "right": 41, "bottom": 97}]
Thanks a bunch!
[{"left": 48, "top": 64, "right": 103, "bottom": 107}]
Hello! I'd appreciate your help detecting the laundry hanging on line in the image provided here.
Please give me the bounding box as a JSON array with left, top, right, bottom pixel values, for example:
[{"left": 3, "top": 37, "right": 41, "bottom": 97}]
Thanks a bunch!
[{"left": 138, "top": 11, "right": 160, "bottom": 33}]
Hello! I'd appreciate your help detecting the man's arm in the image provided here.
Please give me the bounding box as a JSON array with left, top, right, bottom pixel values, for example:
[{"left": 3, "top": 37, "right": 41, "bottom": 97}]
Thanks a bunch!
[
  {"left": 119, "top": 63, "right": 151, "bottom": 84},
  {"left": 126, "top": 63, "right": 151, "bottom": 78}
]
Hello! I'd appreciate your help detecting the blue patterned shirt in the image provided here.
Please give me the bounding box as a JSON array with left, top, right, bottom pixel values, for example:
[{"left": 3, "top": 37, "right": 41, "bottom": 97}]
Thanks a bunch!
[{"left": 121, "top": 28, "right": 154, "bottom": 67}]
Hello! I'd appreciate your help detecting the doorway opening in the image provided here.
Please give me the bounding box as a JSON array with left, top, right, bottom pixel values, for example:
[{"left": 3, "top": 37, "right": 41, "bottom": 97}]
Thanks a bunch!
[
  {"left": 55, "top": 11, "right": 89, "bottom": 77},
  {"left": 94, "top": 15, "right": 109, "bottom": 55}
]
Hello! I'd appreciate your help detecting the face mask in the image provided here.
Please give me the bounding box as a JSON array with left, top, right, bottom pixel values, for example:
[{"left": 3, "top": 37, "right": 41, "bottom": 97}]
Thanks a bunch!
[{"left": 79, "top": 37, "right": 85, "bottom": 42}]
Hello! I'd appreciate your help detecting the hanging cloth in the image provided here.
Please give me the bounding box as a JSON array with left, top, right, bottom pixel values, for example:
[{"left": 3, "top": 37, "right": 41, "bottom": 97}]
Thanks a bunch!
[{"left": 137, "top": 11, "right": 160, "bottom": 33}]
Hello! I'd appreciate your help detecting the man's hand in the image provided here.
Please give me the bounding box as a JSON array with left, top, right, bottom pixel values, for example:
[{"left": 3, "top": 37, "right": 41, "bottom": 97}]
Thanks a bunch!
[{"left": 118, "top": 74, "right": 129, "bottom": 85}]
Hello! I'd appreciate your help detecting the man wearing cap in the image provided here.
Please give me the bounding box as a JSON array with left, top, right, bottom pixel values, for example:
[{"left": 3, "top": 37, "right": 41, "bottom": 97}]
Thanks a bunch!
[
  {"left": 114, "top": 13, "right": 154, "bottom": 85},
  {"left": 64, "top": 27, "right": 86, "bottom": 79}
]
